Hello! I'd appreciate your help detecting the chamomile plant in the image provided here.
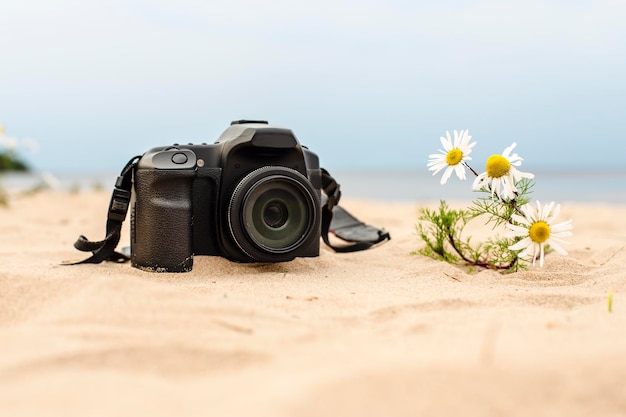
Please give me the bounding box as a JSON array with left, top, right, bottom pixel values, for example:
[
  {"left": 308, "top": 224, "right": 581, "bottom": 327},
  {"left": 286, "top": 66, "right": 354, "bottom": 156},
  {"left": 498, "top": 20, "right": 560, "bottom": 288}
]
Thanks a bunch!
[{"left": 418, "top": 130, "right": 573, "bottom": 271}]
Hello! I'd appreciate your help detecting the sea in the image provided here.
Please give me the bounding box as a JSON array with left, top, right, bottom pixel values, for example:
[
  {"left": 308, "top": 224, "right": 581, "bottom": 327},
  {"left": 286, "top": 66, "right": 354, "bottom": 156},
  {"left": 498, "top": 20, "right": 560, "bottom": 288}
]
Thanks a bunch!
[{"left": 2, "top": 168, "right": 625, "bottom": 204}]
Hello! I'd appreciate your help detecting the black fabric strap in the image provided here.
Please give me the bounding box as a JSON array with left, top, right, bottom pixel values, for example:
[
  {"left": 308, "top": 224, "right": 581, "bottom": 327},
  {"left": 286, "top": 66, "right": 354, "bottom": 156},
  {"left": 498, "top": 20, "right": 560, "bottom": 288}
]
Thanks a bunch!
[
  {"left": 320, "top": 169, "right": 391, "bottom": 253},
  {"left": 69, "top": 156, "right": 140, "bottom": 264}
]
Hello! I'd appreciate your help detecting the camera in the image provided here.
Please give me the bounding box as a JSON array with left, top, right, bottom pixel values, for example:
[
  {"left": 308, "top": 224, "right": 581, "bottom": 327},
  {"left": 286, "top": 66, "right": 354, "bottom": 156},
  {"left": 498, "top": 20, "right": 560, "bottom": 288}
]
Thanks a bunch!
[
  {"left": 69, "top": 119, "right": 390, "bottom": 271},
  {"left": 130, "top": 120, "right": 323, "bottom": 272}
]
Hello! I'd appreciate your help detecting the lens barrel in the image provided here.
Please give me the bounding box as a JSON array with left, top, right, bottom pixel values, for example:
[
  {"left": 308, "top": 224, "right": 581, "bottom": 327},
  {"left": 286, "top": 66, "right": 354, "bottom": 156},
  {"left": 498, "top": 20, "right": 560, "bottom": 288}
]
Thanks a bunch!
[{"left": 227, "top": 166, "right": 319, "bottom": 261}]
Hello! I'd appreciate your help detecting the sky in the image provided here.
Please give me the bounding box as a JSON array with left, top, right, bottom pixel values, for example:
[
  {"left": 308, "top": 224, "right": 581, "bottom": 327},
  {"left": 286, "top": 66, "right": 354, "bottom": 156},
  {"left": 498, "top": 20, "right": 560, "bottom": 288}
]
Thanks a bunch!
[{"left": 1, "top": 0, "right": 625, "bottom": 174}]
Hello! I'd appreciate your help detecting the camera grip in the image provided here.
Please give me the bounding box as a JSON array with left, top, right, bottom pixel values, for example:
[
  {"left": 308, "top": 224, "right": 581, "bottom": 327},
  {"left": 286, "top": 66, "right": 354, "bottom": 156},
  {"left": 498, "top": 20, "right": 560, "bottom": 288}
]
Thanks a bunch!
[{"left": 132, "top": 169, "right": 195, "bottom": 272}]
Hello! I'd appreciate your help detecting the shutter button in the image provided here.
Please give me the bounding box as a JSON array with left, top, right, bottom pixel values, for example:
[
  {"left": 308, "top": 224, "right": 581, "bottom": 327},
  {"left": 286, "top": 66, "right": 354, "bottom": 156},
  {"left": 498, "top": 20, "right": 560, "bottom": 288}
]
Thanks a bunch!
[{"left": 171, "top": 152, "right": 188, "bottom": 164}]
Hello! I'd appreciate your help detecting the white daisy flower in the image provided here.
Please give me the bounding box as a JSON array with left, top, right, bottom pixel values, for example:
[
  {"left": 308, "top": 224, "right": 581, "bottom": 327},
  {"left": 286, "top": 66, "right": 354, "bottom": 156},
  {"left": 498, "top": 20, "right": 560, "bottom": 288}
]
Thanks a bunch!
[
  {"left": 472, "top": 142, "right": 534, "bottom": 199},
  {"left": 427, "top": 130, "right": 476, "bottom": 184},
  {"left": 506, "top": 201, "right": 573, "bottom": 267}
]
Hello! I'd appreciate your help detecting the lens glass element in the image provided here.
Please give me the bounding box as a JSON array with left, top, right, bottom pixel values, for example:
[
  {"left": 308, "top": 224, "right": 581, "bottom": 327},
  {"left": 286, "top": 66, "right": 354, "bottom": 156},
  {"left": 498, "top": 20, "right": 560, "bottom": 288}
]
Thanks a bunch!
[
  {"left": 263, "top": 201, "right": 288, "bottom": 228},
  {"left": 244, "top": 177, "right": 311, "bottom": 251}
]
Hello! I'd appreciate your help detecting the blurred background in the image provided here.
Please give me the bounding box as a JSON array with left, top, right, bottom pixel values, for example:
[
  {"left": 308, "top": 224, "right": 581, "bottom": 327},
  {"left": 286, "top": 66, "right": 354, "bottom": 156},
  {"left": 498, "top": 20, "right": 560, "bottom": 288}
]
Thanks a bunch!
[{"left": 1, "top": 0, "right": 624, "bottom": 201}]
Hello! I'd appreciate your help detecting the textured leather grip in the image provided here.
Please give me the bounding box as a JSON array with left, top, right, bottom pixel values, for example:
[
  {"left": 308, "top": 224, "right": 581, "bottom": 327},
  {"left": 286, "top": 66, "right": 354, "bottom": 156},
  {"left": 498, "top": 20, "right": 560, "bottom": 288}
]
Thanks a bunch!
[{"left": 131, "top": 169, "right": 195, "bottom": 272}]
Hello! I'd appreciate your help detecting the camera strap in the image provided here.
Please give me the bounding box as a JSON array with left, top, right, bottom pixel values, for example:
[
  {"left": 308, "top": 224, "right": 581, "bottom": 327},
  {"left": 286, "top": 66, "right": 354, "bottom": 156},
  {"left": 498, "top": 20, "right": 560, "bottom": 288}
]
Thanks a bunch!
[
  {"left": 321, "top": 169, "right": 391, "bottom": 252},
  {"left": 68, "top": 155, "right": 140, "bottom": 265},
  {"left": 69, "top": 161, "right": 390, "bottom": 265}
]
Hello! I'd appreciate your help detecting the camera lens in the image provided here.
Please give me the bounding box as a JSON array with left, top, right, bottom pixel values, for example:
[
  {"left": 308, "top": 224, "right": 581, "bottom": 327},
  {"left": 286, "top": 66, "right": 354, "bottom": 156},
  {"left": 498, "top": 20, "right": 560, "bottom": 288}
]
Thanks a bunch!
[
  {"left": 246, "top": 183, "right": 309, "bottom": 250},
  {"left": 228, "top": 167, "right": 320, "bottom": 260}
]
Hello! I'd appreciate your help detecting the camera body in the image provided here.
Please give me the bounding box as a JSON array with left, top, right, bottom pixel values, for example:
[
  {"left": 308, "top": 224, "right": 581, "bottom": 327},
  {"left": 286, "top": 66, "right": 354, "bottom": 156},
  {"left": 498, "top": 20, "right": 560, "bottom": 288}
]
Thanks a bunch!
[{"left": 131, "top": 120, "right": 323, "bottom": 272}]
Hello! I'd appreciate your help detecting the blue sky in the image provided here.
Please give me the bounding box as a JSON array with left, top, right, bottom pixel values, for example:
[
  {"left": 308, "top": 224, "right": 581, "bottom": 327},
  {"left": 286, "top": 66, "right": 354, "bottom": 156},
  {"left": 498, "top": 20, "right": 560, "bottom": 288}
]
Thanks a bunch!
[{"left": 1, "top": 0, "right": 624, "bottom": 174}]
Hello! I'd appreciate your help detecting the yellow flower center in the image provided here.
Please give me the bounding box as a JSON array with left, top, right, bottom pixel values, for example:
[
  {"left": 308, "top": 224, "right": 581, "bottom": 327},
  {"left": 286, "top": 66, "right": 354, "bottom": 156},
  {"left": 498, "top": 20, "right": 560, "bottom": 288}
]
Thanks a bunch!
[
  {"left": 446, "top": 148, "right": 463, "bottom": 166},
  {"left": 486, "top": 154, "right": 511, "bottom": 178},
  {"left": 529, "top": 221, "right": 550, "bottom": 243}
]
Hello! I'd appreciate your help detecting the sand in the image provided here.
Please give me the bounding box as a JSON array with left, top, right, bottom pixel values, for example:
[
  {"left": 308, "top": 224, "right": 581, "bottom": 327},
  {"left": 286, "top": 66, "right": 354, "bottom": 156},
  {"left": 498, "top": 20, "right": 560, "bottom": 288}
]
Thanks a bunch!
[{"left": 1, "top": 189, "right": 625, "bottom": 416}]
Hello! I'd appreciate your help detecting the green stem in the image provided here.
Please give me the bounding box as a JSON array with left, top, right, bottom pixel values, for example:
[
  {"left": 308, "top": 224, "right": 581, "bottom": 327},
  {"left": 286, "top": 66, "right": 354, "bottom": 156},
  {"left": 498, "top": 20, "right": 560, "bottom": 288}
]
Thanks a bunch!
[{"left": 446, "top": 232, "right": 517, "bottom": 271}]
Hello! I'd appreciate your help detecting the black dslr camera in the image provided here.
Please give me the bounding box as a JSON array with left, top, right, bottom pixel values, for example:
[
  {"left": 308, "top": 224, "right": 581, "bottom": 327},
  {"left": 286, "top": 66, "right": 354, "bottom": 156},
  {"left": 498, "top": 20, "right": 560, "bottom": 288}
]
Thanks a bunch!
[
  {"left": 132, "top": 120, "right": 322, "bottom": 272},
  {"left": 70, "top": 120, "right": 390, "bottom": 272}
]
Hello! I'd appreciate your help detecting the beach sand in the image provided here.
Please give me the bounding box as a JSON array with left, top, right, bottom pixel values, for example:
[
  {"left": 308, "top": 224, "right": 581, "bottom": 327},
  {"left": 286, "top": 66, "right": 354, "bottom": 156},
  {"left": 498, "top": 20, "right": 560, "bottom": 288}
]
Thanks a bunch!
[{"left": 1, "top": 189, "right": 625, "bottom": 416}]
